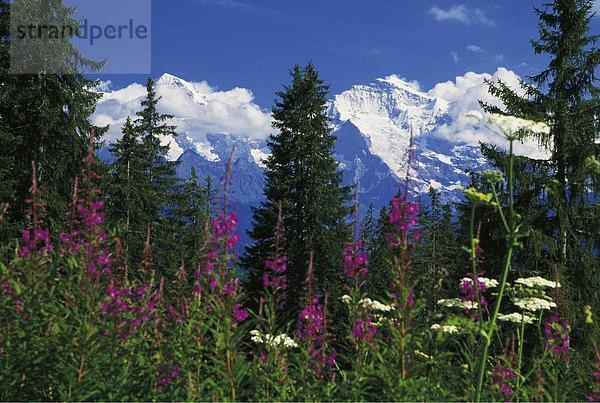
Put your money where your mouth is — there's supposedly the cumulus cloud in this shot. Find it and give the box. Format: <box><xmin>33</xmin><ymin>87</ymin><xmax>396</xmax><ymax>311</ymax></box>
<box><xmin>450</xmin><ymin>51</ymin><xmax>459</xmax><ymax>63</ymax></box>
<box><xmin>429</xmin><ymin>4</ymin><xmax>495</xmax><ymax>27</ymax></box>
<box><xmin>93</xmin><ymin>74</ymin><xmax>273</xmax><ymax>146</ymax></box>
<box><xmin>428</xmin><ymin>68</ymin><xmax>550</xmax><ymax>159</ymax></box>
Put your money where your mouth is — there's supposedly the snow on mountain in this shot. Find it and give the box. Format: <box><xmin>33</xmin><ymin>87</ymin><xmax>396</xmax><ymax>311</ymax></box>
<box><xmin>329</xmin><ymin>74</ymin><xmax>489</xmax><ymax>200</ymax></box>
<box><xmin>93</xmin><ymin>73</ymin><xmax>273</xmax><ymax>161</ymax></box>
<box><xmin>330</xmin><ymin>75</ymin><xmax>449</xmax><ymax>179</ymax></box>
<box><xmin>95</xmin><ymin>69</ymin><xmax>543</xmax><ymax>230</ymax></box>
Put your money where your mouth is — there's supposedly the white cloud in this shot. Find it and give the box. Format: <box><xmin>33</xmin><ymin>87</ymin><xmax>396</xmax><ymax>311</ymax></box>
<box><xmin>429</xmin><ymin>4</ymin><xmax>495</xmax><ymax>27</ymax></box>
<box><xmin>466</xmin><ymin>44</ymin><xmax>483</xmax><ymax>53</ymax></box>
<box><xmin>593</xmin><ymin>0</ymin><xmax>600</xmax><ymax>15</ymax></box>
<box><xmin>93</xmin><ymin>74</ymin><xmax>273</xmax><ymax>146</ymax></box>
<box><xmin>428</xmin><ymin>68</ymin><xmax>550</xmax><ymax>159</ymax></box>
<box><xmin>450</xmin><ymin>51</ymin><xmax>459</xmax><ymax>63</ymax></box>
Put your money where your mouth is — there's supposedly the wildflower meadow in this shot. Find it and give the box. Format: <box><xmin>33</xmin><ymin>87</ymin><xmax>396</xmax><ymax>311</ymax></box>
<box><xmin>1</xmin><ymin>0</ymin><xmax>599</xmax><ymax>401</ymax></box>
<box><xmin>0</xmin><ymin>113</ymin><xmax>598</xmax><ymax>401</ymax></box>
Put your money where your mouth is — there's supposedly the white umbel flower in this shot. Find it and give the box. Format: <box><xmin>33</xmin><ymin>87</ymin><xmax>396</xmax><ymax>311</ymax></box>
<box><xmin>340</xmin><ymin>295</ymin><xmax>352</xmax><ymax>304</ymax></box>
<box><xmin>460</xmin><ymin>277</ymin><xmax>499</xmax><ymax>289</ymax></box>
<box><xmin>488</xmin><ymin>114</ymin><xmax>551</xmax><ymax>136</ymax></box>
<box><xmin>437</xmin><ymin>298</ymin><xmax>479</xmax><ymax>310</ymax></box>
<box><xmin>515</xmin><ymin>276</ymin><xmax>561</xmax><ymax>289</ymax></box>
<box><xmin>513</xmin><ymin>297</ymin><xmax>557</xmax><ymax>312</ymax></box>
<box><xmin>431</xmin><ymin>324</ymin><xmax>461</xmax><ymax>334</ymax></box>
<box><xmin>249</xmin><ymin>330</ymin><xmax>298</xmax><ymax>349</ymax></box>
<box><xmin>498</xmin><ymin>312</ymin><xmax>536</xmax><ymax>324</ymax></box>
<box><xmin>359</xmin><ymin>298</ymin><xmax>394</xmax><ymax>312</ymax></box>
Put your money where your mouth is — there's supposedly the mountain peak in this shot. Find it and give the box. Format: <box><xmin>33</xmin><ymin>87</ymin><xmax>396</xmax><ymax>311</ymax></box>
<box><xmin>156</xmin><ymin>73</ymin><xmax>208</xmax><ymax>106</ymax></box>
<box><xmin>376</xmin><ymin>75</ymin><xmax>424</xmax><ymax>95</ymax></box>
<box><xmin>157</xmin><ymin>73</ymin><xmax>186</xmax><ymax>85</ymax></box>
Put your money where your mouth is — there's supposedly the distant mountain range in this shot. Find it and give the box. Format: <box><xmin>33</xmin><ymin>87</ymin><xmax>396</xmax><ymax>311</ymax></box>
<box><xmin>95</xmin><ymin>72</ymin><xmax>538</xmax><ymax>245</ymax></box>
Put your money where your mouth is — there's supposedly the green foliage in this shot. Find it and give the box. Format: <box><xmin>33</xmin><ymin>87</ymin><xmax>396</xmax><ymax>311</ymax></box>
<box><xmin>0</xmin><ymin>0</ymin><xmax>104</xmax><ymax>243</ymax></box>
<box><xmin>413</xmin><ymin>188</ymin><xmax>461</xmax><ymax>311</ymax></box>
<box><xmin>243</xmin><ymin>63</ymin><xmax>351</xmax><ymax>316</ymax></box>
<box><xmin>475</xmin><ymin>0</ymin><xmax>600</xmax><ymax>352</ymax></box>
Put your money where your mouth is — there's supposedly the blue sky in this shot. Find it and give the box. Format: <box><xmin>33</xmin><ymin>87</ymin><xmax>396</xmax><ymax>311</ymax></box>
<box><xmin>95</xmin><ymin>0</ymin><xmax>600</xmax><ymax>107</ymax></box>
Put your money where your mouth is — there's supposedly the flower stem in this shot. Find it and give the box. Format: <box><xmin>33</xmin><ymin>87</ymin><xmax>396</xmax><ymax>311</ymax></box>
<box><xmin>474</xmin><ymin>139</ymin><xmax>517</xmax><ymax>402</ymax></box>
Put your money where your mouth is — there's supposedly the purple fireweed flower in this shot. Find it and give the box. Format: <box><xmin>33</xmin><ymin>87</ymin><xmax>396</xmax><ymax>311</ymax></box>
<box><xmin>544</xmin><ymin>314</ymin><xmax>570</xmax><ymax>363</ymax></box>
<box><xmin>459</xmin><ymin>277</ymin><xmax>488</xmax><ymax>318</ymax></box>
<box><xmin>20</xmin><ymin>227</ymin><xmax>52</xmax><ymax>257</ymax></box>
<box><xmin>156</xmin><ymin>362</ymin><xmax>181</xmax><ymax>390</ymax></box>
<box><xmin>389</xmin><ymin>197</ymin><xmax>419</xmax><ymax>244</ymax></box>
<box><xmin>492</xmin><ymin>365</ymin><xmax>516</xmax><ymax>396</ymax></box>
<box><xmin>343</xmin><ymin>241</ymin><xmax>369</xmax><ymax>280</ymax></box>
<box><xmin>297</xmin><ymin>296</ymin><xmax>325</xmax><ymax>343</ymax></box>
<box><xmin>101</xmin><ymin>282</ymin><xmax>159</xmax><ymax>339</ymax></box>
<box><xmin>352</xmin><ymin>319</ymin><xmax>377</xmax><ymax>341</ymax></box>
<box><xmin>297</xmin><ymin>295</ymin><xmax>336</xmax><ymax>377</ymax></box>
<box><xmin>263</xmin><ymin>255</ymin><xmax>288</xmax><ymax>291</ymax></box>
<box><xmin>232</xmin><ymin>303</ymin><xmax>248</xmax><ymax>322</ymax></box>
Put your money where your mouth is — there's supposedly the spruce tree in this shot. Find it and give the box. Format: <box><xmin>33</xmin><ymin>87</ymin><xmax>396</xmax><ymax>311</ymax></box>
<box><xmin>106</xmin><ymin>118</ymin><xmax>146</xmax><ymax>261</ymax></box>
<box><xmin>172</xmin><ymin>167</ymin><xmax>209</xmax><ymax>270</ymax></box>
<box><xmin>243</xmin><ymin>63</ymin><xmax>351</xmax><ymax>316</ymax></box>
<box><xmin>0</xmin><ymin>0</ymin><xmax>103</xmax><ymax>241</ymax></box>
<box><xmin>106</xmin><ymin>78</ymin><xmax>180</xmax><ymax>272</ymax></box>
<box><xmin>363</xmin><ymin>206</ymin><xmax>396</xmax><ymax>300</ymax></box>
<box><xmin>134</xmin><ymin>77</ymin><xmax>180</xmax><ymax>271</ymax></box>
<box><xmin>479</xmin><ymin>0</ymin><xmax>599</xmax><ymax>313</ymax></box>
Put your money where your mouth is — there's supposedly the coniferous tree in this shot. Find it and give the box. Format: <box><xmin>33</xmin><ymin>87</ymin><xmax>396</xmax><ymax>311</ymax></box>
<box><xmin>106</xmin><ymin>77</ymin><xmax>180</xmax><ymax>272</ymax></box>
<box><xmin>134</xmin><ymin>77</ymin><xmax>180</xmax><ymax>272</ymax></box>
<box><xmin>106</xmin><ymin>118</ymin><xmax>146</xmax><ymax>261</ymax></box>
<box><xmin>172</xmin><ymin>167</ymin><xmax>209</xmax><ymax>270</ymax></box>
<box><xmin>0</xmin><ymin>0</ymin><xmax>104</xmax><ymax>241</ymax></box>
<box><xmin>478</xmin><ymin>0</ymin><xmax>600</xmax><ymax>314</ymax></box>
<box><xmin>413</xmin><ymin>188</ymin><xmax>461</xmax><ymax>311</ymax></box>
<box><xmin>363</xmin><ymin>206</ymin><xmax>396</xmax><ymax>300</ymax></box>
<box><xmin>243</xmin><ymin>63</ymin><xmax>351</xmax><ymax>316</ymax></box>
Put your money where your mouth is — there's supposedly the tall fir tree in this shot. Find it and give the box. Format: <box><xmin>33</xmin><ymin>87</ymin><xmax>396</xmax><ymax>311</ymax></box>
<box><xmin>171</xmin><ymin>167</ymin><xmax>209</xmax><ymax>271</ymax></box>
<box><xmin>106</xmin><ymin>77</ymin><xmax>181</xmax><ymax>273</ymax></box>
<box><xmin>243</xmin><ymin>63</ymin><xmax>351</xmax><ymax>317</ymax></box>
<box><xmin>0</xmin><ymin>0</ymin><xmax>104</xmax><ymax>242</ymax></box>
<box><xmin>106</xmin><ymin>118</ymin><xmax>146</xmax><ymax>262</ymax></box>
<box><xmin>475</xmin><ymin>0</ymin><xmax>599</xmax><ymax>347</ymax></box>
<box><xmin>135</xmin><ymin>77</ymin><xmax>181</xmax><ymax>272</ymax></box>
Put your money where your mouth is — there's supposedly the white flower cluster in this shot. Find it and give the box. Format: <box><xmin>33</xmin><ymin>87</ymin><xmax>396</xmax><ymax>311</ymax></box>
<box><xmin>340</xmin><ymin>295</ymin><xmax>352</xmax><ymax>304</ymax></box>
<box><xmin>250</xmin><ymin>330</ymin><xmax>298</xmax><ymax>349</ymax></box>
<box><xmin>488</xmin><ymin>113</ymin><xmax>551</xmax><ymax>136</ymax></box>
<box><xmin>437</xmin><ymin>298</ymin><xmax>479</xmax><ymax>310</ymax></box>
<box><xmin>431</xmin><ymin>324</ymin><xmax>461</xmax><ymax>334</ymax></box>
<box><xmin>513</xmin><ymin>297</ymin><xmax>557</xmax><ymax>312</ymax></box>
<box><xmin>359</xmin><ymin>298</ymin><xmax>394</xmax><ymax>312</ymax></box>
<box><xmin>414</xmin><ymin>350</ymin><xmax>433</xmax><ymax>360</ymax></box>
<box><xmin>498</xmin><ymin>312</ymin><xmax>536</xmax><ymax>324</ymax></box>
<box><xmin>514</xmin><ymin>276</ymin><xmax>560</xmax><ymax>289</ymax></box>
<box><xmin>460</xmin><ymin>277</ymin><xmax>499</xmax><ymax>289</ymax></box>
<box><xmin>341</xmin><ymin>295</ymin><xmax>394</xmax><ymax>312</ymax></box>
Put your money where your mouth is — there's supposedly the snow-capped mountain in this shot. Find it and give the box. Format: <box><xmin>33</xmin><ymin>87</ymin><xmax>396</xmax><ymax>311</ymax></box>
<box><xmin>96</xmin><ymin>72</ymin><xmax>501</xmax><ymax>243</ymax></box>
<box><xmin>330</xmin><ymin>75</ymin><xmax>487</xmax><ymax>202</ymax></box>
